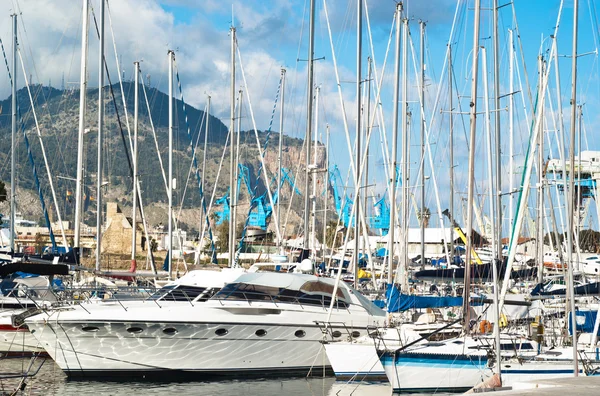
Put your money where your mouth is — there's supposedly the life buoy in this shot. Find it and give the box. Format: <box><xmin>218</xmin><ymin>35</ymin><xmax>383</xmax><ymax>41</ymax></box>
<box><xmin>479</xmin><ymin>320</ymin><xmax>492</xmax><ymax>334</ymax></box>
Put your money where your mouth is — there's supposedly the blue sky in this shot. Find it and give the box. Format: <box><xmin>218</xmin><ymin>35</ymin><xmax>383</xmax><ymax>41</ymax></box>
<box><xmin>0</xmin><ymin>0</ymin><xmax>599</xmax><ymax>235</ymax></box>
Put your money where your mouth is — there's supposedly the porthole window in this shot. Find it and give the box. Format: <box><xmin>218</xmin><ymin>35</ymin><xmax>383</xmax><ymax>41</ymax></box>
<box><xmin>351</xmin><ymin>331</ymin><xmax>361</xmax><ymax>338</ymax></box>
<box><xmin>294</xmin><ymin>330</ymin><xmax>306</xmax><ymax>338</ymax></box>
<box><xmin>127</xmin><ymin>327</ymin><xmax>144</xmax><ymax>334</ymax></box>
<box><xmin>81</xmin><ymin>326</ymin><xmax>99</xmax><ymax>332</ymax></box>
<box><xmin>332</xmin><ymin>330</ymin><xmax>342</xmax><ymax>338</ymax></box>
<box><xmin>255</xmin><ymin>329</ymin><xmax>267</xmax><ymax>337</ymax></box>
<box><xmin>215</xmin><ymin>328</ymin><xmax>228</xmax><ymax>336</ymax></box>
<box><xmin>163</xmin><ymin>327</ymin><xmax>178</xmax><ymax>335</ymax></box>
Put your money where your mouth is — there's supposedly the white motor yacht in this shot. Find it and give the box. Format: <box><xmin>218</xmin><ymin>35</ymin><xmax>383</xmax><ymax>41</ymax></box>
<box><xmin>25</xmin><ymin>272</ymin><xmax>385</xmax><ymax>377</ymax></box>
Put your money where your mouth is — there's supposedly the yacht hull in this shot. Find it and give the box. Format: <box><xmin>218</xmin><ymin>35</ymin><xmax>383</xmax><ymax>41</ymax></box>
<box><xmin>28</xmin><ymin>316</ymin><xmax>373</xmax><ymax>377</ymax></box>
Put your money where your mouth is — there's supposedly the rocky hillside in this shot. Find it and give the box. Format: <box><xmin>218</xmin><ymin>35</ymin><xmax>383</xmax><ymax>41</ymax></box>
<box><xmin>0</xmin><ymin>83</ymin><xmax>329</xmax><ymax>236</ymax></box>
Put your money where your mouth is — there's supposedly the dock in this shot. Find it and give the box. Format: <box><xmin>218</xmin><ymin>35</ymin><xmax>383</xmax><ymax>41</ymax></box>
<box><xmin>482</xmin><ymin>376</ymin><xmax>600</xmax><ymax>395</ymax></box>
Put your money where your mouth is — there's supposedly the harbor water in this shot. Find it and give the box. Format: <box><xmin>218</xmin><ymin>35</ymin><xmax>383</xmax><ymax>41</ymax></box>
<box><xmin>0</xmin><ymin>358</ymin><xmax>456</xmax><ymax>395</ymax></box>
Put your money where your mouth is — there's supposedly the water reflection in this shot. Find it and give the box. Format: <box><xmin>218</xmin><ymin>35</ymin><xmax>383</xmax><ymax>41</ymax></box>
<box><xmin>0</xmin><ymin>358</ymin><xmax>452</xmax><ymax>395</ymax></box>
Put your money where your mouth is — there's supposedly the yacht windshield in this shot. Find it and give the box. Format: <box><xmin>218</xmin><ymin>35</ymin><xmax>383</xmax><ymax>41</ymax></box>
<box><xmin>214</xmin><ymin>281</ymin><xmax>349</xmax><ymax>308</ymax></box>
<box><xmin>149</xmin><ymin>285</ymin><xmax>214</xmax><ymax>302</ymax></box>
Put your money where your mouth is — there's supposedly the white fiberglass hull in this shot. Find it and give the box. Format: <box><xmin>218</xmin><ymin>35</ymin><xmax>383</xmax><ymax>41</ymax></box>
<box><xmin>27</xmin><ymin>302</ymin><xmax>381</xmax><ymax>377</ymax></box>
<box><xmin>381</xmin><ymin>339</ymin><xmax>597</xmax><ymax>393</ymax></box>
<box><xmin>0</xmin><ymin>326</ymin><xmax>44</xmax><ymax>355</ymax></box>
<box><xmin>382</xmin><ymin>351</ymin><xmax>491</xmax><ymax>393</ymax></box>
<box><xmin>31</xmin><ymin>321</ymin><xmax>333</xmax><ymax>376</ymax></box>
<box><xmin>0</xmin><ymin>310</ymin><xmax>45</xmax><ymax>355</ymax></box>
<box><xmin>325</xmin><ymin>342</ymin><xmax>386</xmax><ymax>381</ymax></box>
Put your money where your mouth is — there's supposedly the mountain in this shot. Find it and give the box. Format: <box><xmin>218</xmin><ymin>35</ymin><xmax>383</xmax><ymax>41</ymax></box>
<box><xmin>0</xmin><ymin>83</ymin><xmax>311</xmax><ymax>234</ymax></box>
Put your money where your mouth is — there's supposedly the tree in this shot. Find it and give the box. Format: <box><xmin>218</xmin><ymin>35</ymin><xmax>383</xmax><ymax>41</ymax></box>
<box><xmin>417</xmin><ymin>207</ymin><xmax>431</xmax><ymax>228</ymax></box>
<box><xmin>325</xmin><ymin>220</ymin><xmax>347</xmax><ymax>249</ymax></box>
<box><xmin>217</xmin><ymin>220</ymin><xmax>229</xmax><ymax>253</ymax></box>
<box><xmin>34</xmin><ymin>233</ymin><xmax>45</xmax><ymax>254</ymax></box>
<box><xmin>150</xmin><ymin>237</ymin><xmax>158</xmax><ymax>253</ymax></box>
<box><xmin>0</xmin><ymin>181</ymin><xmax>6</xmax><ymax>203</ymax></box>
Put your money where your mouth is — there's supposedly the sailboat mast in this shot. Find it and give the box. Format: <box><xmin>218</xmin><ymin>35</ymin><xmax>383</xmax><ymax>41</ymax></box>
<box><xmin>131</xmin><ymin>61</ymin><xmax>139</xmax><ymax>269</ymax></box>
<box><xmin>508</xmin><ymin>29</ymin><xmax>515</xmax><ymax>232</ymax></box>
<box><xmin>387</xmin><ymin>3</ymin><xmax>402</xmax><ymax>286</ymax></box>
<box><xmin>493</xmin><ymin>0</ymin><xmax>502</xmax><ymax>260</ymax></box>
<box><xmin>464</xmin><ymin>0</ymin><xmax>482</xmax><ymax>334</ymax></box>
<box><xmin>95</xmin><ymin>0</ymin><xmax>105</xmax><ymax>271</ymax></box>
<box><xmin>74</xmin><ymin>0</ymin><xmax>89</xmax><ymax>253</ymax></box>
<box><xmin>365</xmin><ymin>57</ymin><xmax>371</xmax><ymax>218</ymax></box>
<box><xmin>313</xmin><ymin>86</ymin><xmax>320</xmax><ymax>258</ymax></box>
<box><xmin>233</xmin><ymin>89</ymin><xmax>242</xmax><ymax>256</ymax></box>
<box><xmin>567</xmin><ymin>0</ymin><xmax>580</xmax><ymax>376</ymax></box>
<box><xmin>400</xmin><ymin>17</ymin><xmax>409</xmax><ymax>293</ymax></box>
<box><xmin>201</xmin><ymin>95</ymin><xmax>210</xmax><ymax>235</ymax></box>
<box><xmin>449</xmin><ymin>44</ymin><xmax>454</xmax><ymax>267</ymax></box>
<box><xmin>277</xmin><ymin>68</ymin><xmax>286</xmax><ymax>249</ymax></box>
<box><xmin>323</xmin><ymin>124</ymin><xmax>330</xmax><ymax>262</ymax></box>
<box><xmin>482</xmin><ymin>46</ymin><xmax>502</xmax><ymax>381</ymax></box>
<box><xmin>168</xmin><ymin>49</ymin><xmax>174</xmax><ymax>279</ymax></box>
<box><xmin>228</xmin><ymin>24</ymin><xmax>237</xmax><ymax>267</ymax></box>
<box><xmin>354</xmin><ymin>0</ymin><xmax>363</xmax><ymax>289</ymax></box>
<box><xmin>419</xmin><ymin>21</ymin><xmax>426</xmax><ymax>267</ymax></box>
<box><xmin>536</xmin><ymin>56</ymin><xmax>545</xmax><ymax>285</ymax></box>
<box><xmin>10</xmin><ymin>14</ymin><xmax>17</xmax><ymax>252</ymax></box>
<box><xmin>303</xmin><ymin>0</ymin><xmax>315</xmax><ymax>254</ymax></box>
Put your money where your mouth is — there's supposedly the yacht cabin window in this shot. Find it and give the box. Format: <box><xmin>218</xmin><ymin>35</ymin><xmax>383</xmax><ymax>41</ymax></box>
<box><xmin>214</xmin><ymin>281</ymin><xmax>349</xmax><ymax>308</ymax></box>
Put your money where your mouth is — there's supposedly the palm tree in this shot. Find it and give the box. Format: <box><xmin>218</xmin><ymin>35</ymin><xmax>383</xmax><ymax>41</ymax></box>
<box><xmin>417</xmin><ymin>207</ymin><xmax>431</xmax><ymax>228</ymax></box>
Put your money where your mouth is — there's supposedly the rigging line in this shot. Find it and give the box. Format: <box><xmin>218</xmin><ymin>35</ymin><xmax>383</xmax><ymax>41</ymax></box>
<box><xmin>580</xmin><ymin>0</ymin><xmax>598</xmax><ymax>105</ymax></box>
<box><xmin>199</xmin><ymin>129</ymin><xmax>231</xmax><ymax>248</ymax></box>
<box><xmin>236</xmin><ymin>68</ymin><xmax>283</xmax><ymax>259</ymax></box>
<box><xmin>499</xmin><ymin>7</ymin><xmax>562</xmax><ymax>312</ymax></box>
<box><xmin>139</xmin><ymin>68</ymin><xmax>168</xmax><ymax>193</ymax></box>
<box><xmin>321</xmin><ymin>0</ymin><xmax>377</xmax><ymax>265</ymax></box>
<box><xmin>175</xmin><ymin>104</ymin><xmax>206</xmax><ymax>227</ymax></box>
<box><xmin>91</xmin><ymin>8</ymin><xmax>157</xmax><ymax>273</ymax></box>
<box><xmin>407</xmin><ymin>25</ymin><xmax>451</xmax><ymax>265</ymax></box>
<box><xmin>0</xmin><ymin>37</ymin><xmax>59</xmax><ymax>251</ymax></box>
<box><xmin>173</xmin><ymin>63</ymin><xmax>216</xmax><ymax>263</ymax></box>
<box><xmin>176</xmin><ymin>107</ymin><xmax>206</xmax><ymax>217</ymax></box>
<box><xmin>281</xmin><ymin>66</ymin><xmax>310</xmax><ymax>235</ymax></box>
<box><xmin>322</xmin><ymin>0</ymin><xmax>355</xmax><ymax>180</ymax></box>
<box><xmin>105</xmin><ymin>0</ymin><xmax>134</xmax><ymax>158</ymax></box>
<box><xmin>282</xmin><ymin>137</ymin><xmax>306</xmax><ymax>243</ymax></box>
<box><xmin>364</xmin><ymin>0</ymin><xmax>395</xmax><ymax>183</ymax></box>
<box><xmin>510</xmin><ymin>0</ymin><xmax>535</xmax><ymax>111</ymax></box>
<box><xmin>236</xmin><ymin>43</ymin><xmax>283</xmax><ymax>247</ymax></box>
<box><xmin>16</xmin><ymin>48</ymin><xmax>70</xmax><ymax>249</ymax></box>
<box><xmin>13</xmin><ymin>29</ymin><xmax>72</xmax><ymax>180</ymax></box>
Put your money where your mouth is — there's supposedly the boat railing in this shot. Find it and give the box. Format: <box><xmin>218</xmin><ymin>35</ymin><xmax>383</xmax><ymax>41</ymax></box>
<box><xmin>314</xmin><ymin>321</ymin><xmax>363</xmax><ymax>341</ymax></box>
<box><xmin>0</xmin><ymin>352</ymin><xmax>46</xmax><ymax>381</ymax></box>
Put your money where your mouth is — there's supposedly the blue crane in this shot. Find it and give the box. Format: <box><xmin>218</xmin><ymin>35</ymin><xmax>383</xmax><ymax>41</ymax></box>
<box><xmin>368</xmin><ymin>165</ymin><xmax>400</xmax><ymax>235</ymax></box>
<box><xmin>328</xmin><ymin>165</ymin><xmax>354</xmax><ymax>227</ymax></box>
<box><xmin>370</xmin><ymin>195</ymin><xmax>390</xmax><ymax>236</ymax></box>
<box><xmin>247</xmin><ymin>167</ymin><xmax>301</xmax><ymax>230</ymax></box>
<box><xmin>214</xmin><ymin>164</ymin><xmax>254</xmax><ymax>225</ymax></box>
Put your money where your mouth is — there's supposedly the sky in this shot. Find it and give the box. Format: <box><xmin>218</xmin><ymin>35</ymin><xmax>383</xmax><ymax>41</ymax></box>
<box><xmin>0</xmin><ymin>0</ymin><xmax>599</xmax><ymax>236</ymax></box>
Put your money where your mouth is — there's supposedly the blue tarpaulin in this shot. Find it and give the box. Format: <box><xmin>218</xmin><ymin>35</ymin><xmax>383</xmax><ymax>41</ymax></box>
<box><xmin>373</xmin><ymin>284</ymin><xmax>464</xmax><ymax>312</ymax></box>
<box><xmin>569</xmin><ymin>310</ymin><xmax>600</xmax><ymax>335</ymax></box>
<box><xmin>374</xmin><ymin>247</ymin><xmax>388</xmax><ymax>258</ymax></box>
